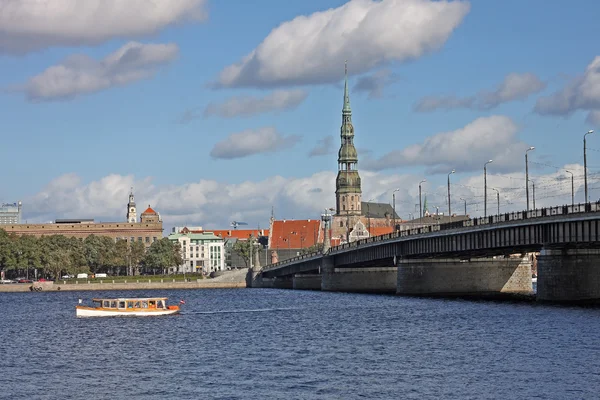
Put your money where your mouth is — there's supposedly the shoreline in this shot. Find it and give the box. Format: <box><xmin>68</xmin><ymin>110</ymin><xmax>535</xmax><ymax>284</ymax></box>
<box><xmin>0</xmin><ymin>280</ymin><xmax>247</xmax><ymax>292</ymax></box>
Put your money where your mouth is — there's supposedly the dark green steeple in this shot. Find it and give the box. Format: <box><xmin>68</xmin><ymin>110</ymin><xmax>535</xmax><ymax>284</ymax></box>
<box><xmin>335</xmin><ymin>61</ymin><xmax>362</xmax><ymax>216</ymax></box>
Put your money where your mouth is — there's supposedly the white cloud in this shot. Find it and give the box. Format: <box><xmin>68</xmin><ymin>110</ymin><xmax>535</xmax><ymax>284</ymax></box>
<box><xmin>309</xmin><ymin>136</ymin><xmax>335</xmax><ymax>157</ymax></box>
<box><xmin>210</xmin><ymin>127</ymin><xmax>301</xmax><ymax>160</ymax></box>
<box><xmin>21</xmin><ymin>42</ymin><xmax>179</xmax><ymax>101</ymax></box>
<box><xmin>203</xmin><ymin>90</ymin><xmax>308</xmax><ymax>119</ymax></box>
<box><xmin>353</xmin><ymin>69</ymin><xmax>398</xmax><ymax>98</ymax></box>
<box><xmin>415</xmin><ymin>72</ymin><xmax>545</xmax><ymax>112</ymax></box>
<box><xmin>0</xmin><ymin>0</ymin><xmax>207</xmax><ymax>53</ymax></box>
<box><xmin>534</xmin><ymin>56</ymin><xmax>600</xmax><ymax>123</ymax></box>
<box><xmin>363</xmin><ymin>115</ymin><xmax>529</xmax><ymax>173</ymax></box>
<box><xmin>215</xmin><ymin>0</ymin><xmax>469</xmax><ymax>88</ymax></box>
<box><xmin>22</xmin><ymin>164</ymin><xmax>592</xmax><ymax>232</ymax></box>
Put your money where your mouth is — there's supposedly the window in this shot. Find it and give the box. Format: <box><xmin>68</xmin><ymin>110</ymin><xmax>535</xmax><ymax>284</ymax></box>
<box><xmin>343</xmin><ymin>204</ymin><xmax>346</xmax><ymax>211</ymax></box>
<box><xmin>340</xmin><ymin>221</ymin><xmax>343</xmax><ymax>227</ymax></box>
<box><xmin>137</xmin><ymin>237</ymin><xmax>142</xmax><ymax>242</ymax></box>
<box><xmin>183</xmin><ymin>240</ymin><xmax>187</xmax><ymax>246</ymax></box>
<box><xmin>153</xmin><ymin>237</ymin><xmax>157</xmax><ymax>242</ymax></box>
<box><xmin>118</xmin><ymin>301</ymin><xmax>126</xmax><ymax>309</ymax></box>
<box><xmin>145</xmin><ymin>237</ymin><xmax>150</xmax><ymax>243</ymax></box>
<box><xmin>130</xmin><ymin>237</ymin><xmax>134</xmax><ymax>242</ymax></box>
<box><xmin>351</xmin><ymin>196</ymin><xmax>354</xmax><ymax>201</ymax></box>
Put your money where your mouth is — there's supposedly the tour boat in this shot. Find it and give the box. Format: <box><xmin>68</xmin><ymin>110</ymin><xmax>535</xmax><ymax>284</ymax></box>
<box><xmin>76</xmin><ymin>297</ymin><xmax>182</xmax><ymax>317</ymax></box>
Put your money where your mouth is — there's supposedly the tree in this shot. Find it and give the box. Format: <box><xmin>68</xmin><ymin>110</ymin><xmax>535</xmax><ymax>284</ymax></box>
<box><xmin>143</xmin><ymin>238</ymin><xmax>181</xmax><ymax>275</ymax></box>
<box><xmin>130</xmin><ymin>241</ymin><xmax>146</xmax><ymax>275</ymax></box>
<box><xmin>300</xmin><ymin>243</ymin><xmax>324</xmax><ymax>255</ymax></box>
<box><xmin>232</xmin><ymin>238</ymin><xmax>262</xmax><ymax>268</ymax></box>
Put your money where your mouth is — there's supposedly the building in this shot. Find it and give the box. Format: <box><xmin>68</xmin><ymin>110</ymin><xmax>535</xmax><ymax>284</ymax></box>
<box><xmin>171</xmin><ymin>227</ymin><xmax>269</xmax><ymax>269</ymax></box>
<box><xmin>1</xmin><ymin>192</ymin><xmax>163</xmax><ymax>246</ymax></box>
<box><xmin>268</xmin><ymin>218</ymin><xmax>325</xmax><ymax>262</ymax></box>
<box><xmin>167</xmin><ymin>231</ymin><xmax>225</xmax><ymax>274</ymax></box>
<box><xmin>330</xmin><ymin>63</ymin><xmax>399</xmax><ymax>243</ymax></box>
<box><xmin>0</xmin><ymin>201</ymin><xmax>22</xmax><ymax>224</ymax></box>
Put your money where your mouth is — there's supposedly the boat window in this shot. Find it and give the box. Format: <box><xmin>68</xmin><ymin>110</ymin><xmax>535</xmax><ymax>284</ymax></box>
<box><xmin>110</xmin><ymin>301</ymin><xmax>117</xmax><ymax>308</ymax></box>
<box><xmin>134</xmin><ymin>301</ymin><xmax>141</xmax><ymax>308</ymax></box>
<box><xmin>127</xmin><ymin>301</ymin><xmax>134</xmax><ymax>308</ymax></box>
<box><xmin>149</xmin><ymin>300</ymin><xmax>156</xmax><ymax>308</ymax></box>
<box><xmin>141</xmin><ymin>301</ymin><xmax>148</xmax><ymax>308</ymax></box>
<box><xmin>158</xmin><ymin>300</ymin><xmax>165</xmax><ymax>309</ymax></box>
<box><xmin>102</xmin><ymin>300</ymin><xmax>110</xmax><ymax>308</ymax></box>
<box><xmin>118</xmin><ymin>301</ymin><xmax>126</xmax><ymax>309</ymax></box>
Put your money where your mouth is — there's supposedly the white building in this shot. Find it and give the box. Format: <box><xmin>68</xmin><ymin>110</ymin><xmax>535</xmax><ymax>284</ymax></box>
<box><xmin>0</xmin><ymin>201</ymin><xmax>22</xmax><ymax>225</ymax></box>
<box><xmin>167</xmin><ymin>231</ymin><xmax>224</xmax><ymax>274</ymax></box>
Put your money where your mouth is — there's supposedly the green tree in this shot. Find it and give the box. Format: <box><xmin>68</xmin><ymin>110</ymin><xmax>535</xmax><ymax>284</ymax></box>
<box><xmin>232</xmin><ymin>238</ymin><xmax>262</xmax><ymax>268</ymax></box>
<box><xmin>143</xmin><ymin>238</ymin><xmax>182</xmax><ymax>274</ymax></box>
<box><xmin>130</xmin><ymin>241</ymin><xmax>146</xmax><ymax>275</ymax></box>
<box><xmin>300</xmin><ymin>243</ymin><xmax>324</xmax><ymax>255</ymax></box>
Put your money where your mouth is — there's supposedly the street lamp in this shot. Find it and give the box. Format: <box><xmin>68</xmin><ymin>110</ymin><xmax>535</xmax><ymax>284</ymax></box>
<box><xmin>532</xmin><ymin>180</ymin><xmax>536</xmax><ymax>209</ymax></box>
<box><xmin>525</xmin><ymin>146</ymin><xmax>535</xmax><ymax>211</ymax></box>
<box><xmin>484</xmin><ymin>160</ymin><xmax>493</xmax><ymax>217</ymax></box>
<box><xmin>392</xmin><ymin>188</ymin><xmax>400</xmax><ymax>232</ymax></box>
<box><xmin>447</xmin><ymin>169</ymin><xmax>455</xmax><ymax>217</ymax></box>
<box><xmin>460</xmin><ymin>197</ymin><xmax>467</xmax><ymax>216</ymax></box>
<box><xmin>419</xmin><ymin>179</ymin><xmax>426</xmax><ymax>219</ymax></box>
<box><xmin>566</xmin><ymin>170</ymin><xmax>574</xmax><ymax>206</ymax></box>
<box><xmin>492</xmin><ymin>188</ymin><xmax>500</xmax><ymax>215</ymax></box>
<box><xmin>584</xmin><ymin>130</ymin><xmax>594</xmax><ymax>203</ymax></box>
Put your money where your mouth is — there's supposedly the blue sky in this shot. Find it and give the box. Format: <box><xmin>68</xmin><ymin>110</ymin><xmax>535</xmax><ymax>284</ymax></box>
<box><xmin>1</xmin><ymin>0</ymin><xmax>600</xmax><ymax>230</ymax></box>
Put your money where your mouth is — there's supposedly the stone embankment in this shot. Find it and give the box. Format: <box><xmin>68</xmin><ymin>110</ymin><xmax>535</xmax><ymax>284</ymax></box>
<box><xmin>0</xmin><ymin>269</ymin><xmax>249</xmax><ymax>292</ymax></box>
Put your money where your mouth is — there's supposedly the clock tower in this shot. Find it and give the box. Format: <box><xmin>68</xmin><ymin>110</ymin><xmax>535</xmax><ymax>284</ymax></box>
<box><xmin>126</xmin><ymin>188</ymin><xmax>137</xmax><ymax>223</ymax></box>
<box><xmin>335</xmin><ymin>61</ymin><xmax>362</xmax><ymax>217</ymax></box>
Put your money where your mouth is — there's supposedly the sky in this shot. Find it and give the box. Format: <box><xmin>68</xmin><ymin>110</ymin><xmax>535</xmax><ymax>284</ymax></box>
<box><xmin>2</xmin><ymin>0</ymin><xmax>600</xmax><ymax>232</ymax></box>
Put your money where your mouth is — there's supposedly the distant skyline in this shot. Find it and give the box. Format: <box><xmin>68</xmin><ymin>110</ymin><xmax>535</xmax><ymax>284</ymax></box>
<box><xmin>2</xmin><ymin>0</ymin><xmax>600</xmax><ymax>232</ymax></box>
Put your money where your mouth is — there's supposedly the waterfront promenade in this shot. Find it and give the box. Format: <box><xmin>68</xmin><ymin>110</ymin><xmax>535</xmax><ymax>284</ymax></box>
<box><xmin>0</xmin><ymin>269</ymin><xmax>248</xmax><ymax>292</ymax></box>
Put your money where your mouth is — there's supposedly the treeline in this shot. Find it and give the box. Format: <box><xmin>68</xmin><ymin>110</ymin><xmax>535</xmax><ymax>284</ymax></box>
<box><xmin>0</xmin><ymin>229</ymin><xmax>182</xmax><ymax>279</ymax></box>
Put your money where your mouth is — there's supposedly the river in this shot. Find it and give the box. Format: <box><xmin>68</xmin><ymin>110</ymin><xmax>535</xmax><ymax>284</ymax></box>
<box><xmin>2</xmin><ymin>288</ymin><xmax>599</xmax><ymax>399</ymax></box>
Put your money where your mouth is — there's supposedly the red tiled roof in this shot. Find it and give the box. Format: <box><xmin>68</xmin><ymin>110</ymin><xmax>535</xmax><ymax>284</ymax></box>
<box><xmin>368</xmin><ymin>226</ymin><xmax>393</xmax><ymax>237</ymax></box>
<box><xmin>142</xmin><ymin>205</ymin><xmax>157</xmax><ymax>214</ymax></box>
<box><xmin>269</xmin><ymin>219</ymin><xmax>322</xmax><ymax>249</ymax></box>
<box><xmin>189</xmin><ymin>228</ymin><xmax>269</xmax><ymax>240</ymax></box>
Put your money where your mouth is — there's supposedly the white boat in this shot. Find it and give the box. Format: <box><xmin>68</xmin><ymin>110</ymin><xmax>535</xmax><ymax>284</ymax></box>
<box><xmin>76</xmin><ymin>297</ymin><xmax>181</xmax><ymax>317</ymax></box>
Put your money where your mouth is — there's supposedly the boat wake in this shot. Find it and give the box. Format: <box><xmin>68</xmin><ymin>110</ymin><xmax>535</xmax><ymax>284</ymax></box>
<box><xmin>183</xmin><ymin>307</ymin><xmax>298</xmax><ymax>315</ymax></box>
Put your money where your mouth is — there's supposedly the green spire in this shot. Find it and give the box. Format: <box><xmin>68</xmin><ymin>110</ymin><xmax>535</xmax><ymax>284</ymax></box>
<box><xmin>343</xmin><ymin>60</ymin><xmax>351</xmax><ymax>113</ymax></box>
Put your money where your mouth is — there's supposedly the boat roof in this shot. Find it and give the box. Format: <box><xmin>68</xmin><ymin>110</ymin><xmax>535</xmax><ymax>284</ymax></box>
<box><xmin>92</xmin><ymin>298</ymin><xmax>168</xmax><ymax>302</ymax></box>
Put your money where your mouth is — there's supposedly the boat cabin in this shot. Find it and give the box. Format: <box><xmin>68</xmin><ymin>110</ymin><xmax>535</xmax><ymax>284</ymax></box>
<box><xmin>92</xmin><ymin>298</ymin><xmax>168</xmax><ymax>310</ymax></box>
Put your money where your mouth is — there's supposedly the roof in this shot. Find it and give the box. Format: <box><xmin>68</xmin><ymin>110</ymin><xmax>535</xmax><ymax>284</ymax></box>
<box><xmin>269</xmin><ymin>219</ymin><xmax>322</xmax><ymax>249</ymax></box>
<box><xmin>167</xmin><ymin>232</ymin><xmax>222</xmax><ymax>241</ymax></box>
<box><xmin>361</xmin><ymin>202</ymin><xmax>399</xmax><ymax>219</ymax></box>
<box><xmin>191</xmin><ymin>229</ymin><xmax>268</xmax><ymax>240</ymax></box>
<box><xmin>367</xmin><ymin>226</ymin><xmax>394</xmax><ymax>237</ymax></box>
<box><xmin>55</xmin><ymin>219</ymin><xmax>95</xmax><ymax>224</ymax></box>
<box><xmin>141</xmin><ymin>205</ymin><xmax>157</xmax><ymax>215</ymax></box>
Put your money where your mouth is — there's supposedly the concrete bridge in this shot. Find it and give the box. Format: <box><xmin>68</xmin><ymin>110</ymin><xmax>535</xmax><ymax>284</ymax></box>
<box><xmin>250</xmin><ymin>203</ymin><xmax>600</xmax><ymax>303</ymax></box>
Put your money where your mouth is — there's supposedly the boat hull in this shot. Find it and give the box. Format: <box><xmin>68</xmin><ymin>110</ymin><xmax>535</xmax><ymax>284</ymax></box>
<box><xmin>76</xmin><ymin>306</ymin><xmax>180</xmax><ymax>318</ymax></box>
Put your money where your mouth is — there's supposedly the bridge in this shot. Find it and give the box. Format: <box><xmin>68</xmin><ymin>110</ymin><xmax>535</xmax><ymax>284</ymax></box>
<box><xmin>249</xmin><ymin>202</ymin><xmax>600</xmax><ymax>303</ymax></box>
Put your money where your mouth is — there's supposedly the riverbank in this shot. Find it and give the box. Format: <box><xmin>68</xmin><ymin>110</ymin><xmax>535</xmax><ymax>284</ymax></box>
<box><xmin>0</xmin><ymin>269</ymin><xmax>249</xmax><ymax>292</ymax></box>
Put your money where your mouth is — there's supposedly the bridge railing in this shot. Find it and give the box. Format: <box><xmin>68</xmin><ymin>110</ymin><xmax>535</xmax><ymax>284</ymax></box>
<box><xmin>264</xmin><ymin>201</ymin><xmax>600</xmax><ymax>269</ymax></box>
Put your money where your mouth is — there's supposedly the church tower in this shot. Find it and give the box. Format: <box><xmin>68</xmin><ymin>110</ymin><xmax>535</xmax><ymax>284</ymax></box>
<box><xmin>335</xmin><ymin>62</ymin><xmax>362</xmax><ymax>216</ymax></box>
<box><xmin>126</xmin><ymin>188</ymin><xmax>137</xmax><ymax>223</ymax></box>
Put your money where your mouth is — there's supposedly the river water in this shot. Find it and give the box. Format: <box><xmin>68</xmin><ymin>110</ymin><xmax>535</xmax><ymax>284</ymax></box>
<box><xmin>2</xmin><ymin>288</ymin><xmax>599</xmax><ymax>399</ymax></box>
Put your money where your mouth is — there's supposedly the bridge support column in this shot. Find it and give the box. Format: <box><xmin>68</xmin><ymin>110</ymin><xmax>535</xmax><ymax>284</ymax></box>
<box><xmin>321</xmin><ymin>256</ymin><xmax>397</xmax><ymax>293</ymax></box>
<box><xmin>537</xmin><ymin>248</ymin><xmax>600</xmax><ymax>303</ymax></box>
<box><xmin>293</xmin><ymin>274</ymin><xmax>322</xmax><ymax>290</ymax></box>
<box><xmin>272</xmin><ymin>276</ymin><xmax>293</xmax><ymax>289</ymax></box>
<box><xmin>246</xmin><ymin>267</ymin><xmax>265</xmax><ymax>288</ymax></box>
<box><xmin>397</xmin><ymin>256</ymin><xmax>532</xmax><ymax>298</ymax></box>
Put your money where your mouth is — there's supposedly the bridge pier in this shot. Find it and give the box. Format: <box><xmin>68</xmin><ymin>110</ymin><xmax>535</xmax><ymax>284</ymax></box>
<box><xmin>293</xmin><ymin>274</ymin><xmax>321</xmax><ymax>290</ymax></box>
<box><xmin>537</xmin><ymin>248</ymin><xmax>600</xmax><ymax>303</ymax></box>
<box><xmin>322</xmin><ymin>256</ymin><xmax>397</xmax><ymax>293</ymax></box>
<box><xmin>397</xmin><ymin>256</ymin><xmax>532</xmax><ymax>298</ymax></box>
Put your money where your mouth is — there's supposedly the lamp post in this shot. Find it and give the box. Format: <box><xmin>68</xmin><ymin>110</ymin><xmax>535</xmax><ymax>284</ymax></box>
<box><xmin>492</xmin><ymin>188</ymin><xmax>500</xmax><ymax>215</ymax></box>
<box><xmin>525</xmin><ymin>146</ymin><xmax>535</xmax><ymax>211</ymax></box>
<box><xmin>566</xmin><ymin>170</ymin><xmax>574</xmax><ymax>206</ymax></box>
<box><xmin>584</xmin><ymin>130</ymin><xmax>594</xmax><ymax>203</ymax></box>
<box><xmin>532</xmin><ymin>180</ymin><xmax>536</xmax><ymax>210</ymax></box>
<box><xmin>460</xmin><ymin>197</ymin><xmax>467</xmax><ymax>216</ymax></box>
<box><xmin>447</xmin><ymin>169</ymin><xmax>455</xmax><ymax>217</ymax></box>
<box><xmin>392</xmin><ymin>188</ymin><xmax>400</xmax><ymax>232</ymax></box>
<box><xmin>419</xmin><ymin>179</ymin><xmax>426</xmax><ymax>219</ymax></box>
<box><xmin>484</xmin><ymin>160</ymin><xmax>493</xmax><ymax>217</ymax></box>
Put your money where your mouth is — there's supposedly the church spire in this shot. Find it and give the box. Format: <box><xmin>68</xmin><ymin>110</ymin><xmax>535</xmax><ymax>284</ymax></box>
<box><xmin>343</xmin><ymin>60</ymin><xmax>351</xmax><ymax>114</ymax></box>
